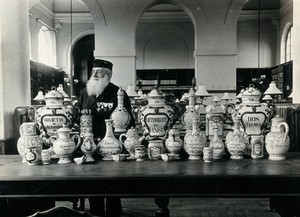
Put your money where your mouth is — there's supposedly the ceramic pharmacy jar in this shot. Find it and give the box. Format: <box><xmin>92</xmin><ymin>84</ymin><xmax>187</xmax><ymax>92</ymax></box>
<box><xmin>165</xmin><ymin>128</ymin><xmax>183</xmax><ymax>155</ymax></box>
<box><xmin>32</xmin><ymin>87</ymin><xmax>75</xmax><ymax>144</ymax></box>
<box><xmin>184</xmin><ymin>118</ymin><xmax>207</xmax><ymax>160</ymax></box>
<box><xmin>111</xmin><ymin>87</ymin><xmax>131</xmax><ymax>133</ymax></box>
<box><xmin>265</xmin><ymin>115</ymin><xmax>290</xmax><ymax>160</ymax></box>
<box><xmin>225</xmin><ymin>115</ymin><xmax>249</xmax><ymax>159</ymax></box>
<box><xmin>17</xmin><ymin>122</ymin><xmax>43</xmax><ymax>163</ymax></box>
<box><xmin>81</xmin><ymin>133</ymin><xmax>97</xmax><ymax>163</ymax></box>
<box><xmin>119</xmin><ymin>127</ymin><xmax>144</xmax><ymax>159</ymax></box>
<box><xmin>140</xmin><ymin>87</ymin><xmax>175</xmax><ymax>141</ymax></box>
<box><xmin>235</xmin><ymin>85</ymin><xmax>270</xmax><ymax>136</ymax></box>
<box><xmin>209</xmin><ymin>126</ymin><xmax>225</xmax><ymax>160</ymax></box>
<box><xmin>49</xmin><ymin>125</ymin><xmax>81</xmax><ymax>164</ymax></box>
<box><xmin>98</xmin><ymin>119</ymin><xmax>123</xmax><ymax>160</ymax></box>
<box><xmin>148</xmin><ymin>140</ymin><xmax>165</xmax><ymax>160</ymax></box>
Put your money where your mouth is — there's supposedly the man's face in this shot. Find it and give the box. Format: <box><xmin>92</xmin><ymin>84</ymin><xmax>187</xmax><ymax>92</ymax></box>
<box><xmin>91</xmin><ymin>67</ymin><xmax>111</xmax><ymax>83</ymax></box>
<box><xmin>86</xmin><ymin>67</ymin><xmax>111</xmax><ymax>96</ymax></box>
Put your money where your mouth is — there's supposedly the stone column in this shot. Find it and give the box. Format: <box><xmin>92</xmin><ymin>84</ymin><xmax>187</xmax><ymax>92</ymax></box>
<box><xmin>0</xmin><ymin>0</ymin><xmax>30</xmax><ymax>139</ymax></box>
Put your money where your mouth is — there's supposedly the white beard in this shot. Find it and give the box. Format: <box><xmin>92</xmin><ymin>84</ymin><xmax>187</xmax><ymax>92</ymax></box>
<box><xmin>86</xmin><ymin>78</ymin><xmax>109</xmax><ymax>97</ymax></box>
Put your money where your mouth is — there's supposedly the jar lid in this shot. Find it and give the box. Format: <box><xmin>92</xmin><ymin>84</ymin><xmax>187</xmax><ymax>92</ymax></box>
<box><xmin>57</xmin><ymin>124</ymin><xmax>71</xmax><ymax>133</ymax></box>
<box><xmin>241</xmin><ymin>86</ymin><xmax>261</xmax><ymax>97</ymax></box>
<box><xmin>45</xmin><ymin>87</ymin><xmax>63</xmax><ymax>100</ymax></box>
<box><xmin>148</xmin><ymin>87</ymin><xmax>165</xmax><ymax>98</ymax></box>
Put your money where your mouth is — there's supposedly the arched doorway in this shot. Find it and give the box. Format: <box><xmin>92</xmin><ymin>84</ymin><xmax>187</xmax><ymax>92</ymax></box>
<box><xmin>73</xmin><ymin>34</ymin><xmax>95</xmax><ymax>97</ymax></box>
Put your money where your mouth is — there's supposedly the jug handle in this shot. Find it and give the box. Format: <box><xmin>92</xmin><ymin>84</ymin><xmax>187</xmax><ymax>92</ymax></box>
<box><xmin>279</xmin><ymin>122</ymin><xmax>289</xmax><ymax>141</ymax></box>
<box><xmin>49</xmin><ymin>136</ymin><xmax>57</xmax><ymax>145</ymax></box>
<box><xmin>27</xmin><ymin>106</ymin><xmax>37</xmax><ymax>122</ymax></box>
<box><xmin>72</xmin><ymin>134</ymin><xmax>82</xmax><ymax>149</ymax></box>
<box><xmin>119</xmin><ymin>133</ymin><xmax>126</xmax><ymax>145</ymax></box>
<box><xmin>19</xmin><ymin>125</ymin><xmax>24</xmax><ymax>136</ymax></box>
<box><xmin>138</xmin><ymin>135</ymin><xmax>145</xmax><ymax>143</ymax></box>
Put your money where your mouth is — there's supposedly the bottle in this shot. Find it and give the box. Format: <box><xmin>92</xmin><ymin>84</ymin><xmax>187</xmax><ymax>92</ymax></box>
<box><xmin>98</xmin><ymin>119</ymin><xmax>123</xmax><ymax>160</ymax></box>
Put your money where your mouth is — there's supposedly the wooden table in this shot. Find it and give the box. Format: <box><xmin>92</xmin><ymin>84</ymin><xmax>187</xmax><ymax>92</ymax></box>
<box><xmin>1</xmin><ymin>154</ymin><xmax>300</xmax><ymax>216</ymax></box>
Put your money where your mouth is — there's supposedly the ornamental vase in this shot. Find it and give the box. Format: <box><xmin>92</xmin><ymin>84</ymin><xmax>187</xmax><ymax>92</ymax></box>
<box><xmin>265</xmin><ymin>115</ymin><xmax>290</xmax><ymax>160</ymax></box>
<box><xmin>81</xmin><ymin>133</ymin><xmax>97</xmax><ymax>163</ymax></box>
<box><xmin>80</xmin><ymin>109</ymin><xmax>93</xmax><ymax>138</ymax></box>
<box><xmin>140</xmin><ymin>87</ymin><xmax>175</xmax><ymax>141</ymax></box>
<box><xmin>98</xmin><ymin>119</ymin><xmax>123</xmax><ymax>160</ymax></box>
<box><xmin>209</xmin><ymin>127</ymin><xmax>225</xmax><ymax>160</ymax></box>
<box><xmin>111</xmin><ymin>87</ymin><xmax>131</xmax><ymax>133</ymax></box>
<box><xmin>182</xmin><ymin>88</ymin><xmax>200</xmax><ymax>132</ymax></box>
<box><xmin>184</xmin><ymin>118</ymin><xmax>207</xmax><ymax>160</ymax></box>
<box><xmin>225</xmin><ymin>115</ymin><xmax>249</xmax><ymax>160</ymax></box>
<box><xmin>17</xmin><ymin>122</ymin><xmax>43</xmax><ymax>163</ymax></box>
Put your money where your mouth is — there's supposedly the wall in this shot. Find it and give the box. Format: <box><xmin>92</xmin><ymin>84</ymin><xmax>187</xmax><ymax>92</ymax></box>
<box><xmin>136</xmin><ymin>21</ymin><xmax>195</xmax><ymax>69</ymax></box>
<box><xmin>237</xmin><ymin>19</ymin><xmax>278</xmax><ymax>68</ymax></box>
<box><xmin>0</xmin><ymin>0</ymin><xmax>31</xmax><ymax>140</ymax></box>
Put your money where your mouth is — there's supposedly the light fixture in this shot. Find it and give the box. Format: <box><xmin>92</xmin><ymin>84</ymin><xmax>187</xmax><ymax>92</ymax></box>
<box><xmin>264</xmin><ymin>81</ymin><xmax>282</xmax><ymax>96</ymax></box>
<box><xmin>221</xmin><ymin>92</ymin><xmax>232</xmax><ymax>105</ymax></box>
<box><xmin>34</xmin><ymin>91</ymin><xmax>45</xmax><ymax>102</ymax></box>
<box><xmin>195</xmin><ymin>85</ymin><xmax>211</xmax><ymax>106</ymax></box>
<box><xmin>195</xmin><ymin>85</ymin><xmax>211</xmax><ymax>98</ymax></box>
<box><xmin>212</xmin><ymin>96</ymin><xmax>221</xmax><ymax>107</ymax></box>
<box><xmin>126</xmin><ymin>85</ymin><xmax>139</xmax><ymax>98</ymax></box>
<box><xmin>262</xmin><ymin>94</ymin><xmax>273</xmax><ymax>102</ymax></box>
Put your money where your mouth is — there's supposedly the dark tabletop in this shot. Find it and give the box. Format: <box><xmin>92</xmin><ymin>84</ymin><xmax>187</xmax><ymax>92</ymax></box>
<box><xmin>1</xmin><ymin>154</ymin><xmax>300</xmax><ymax>198</ymax></box>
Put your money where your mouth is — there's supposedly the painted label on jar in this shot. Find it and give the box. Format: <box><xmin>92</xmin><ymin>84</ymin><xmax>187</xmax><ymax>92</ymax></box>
<box><xmin>241</xmin><ymin>112</ymin><xmax>266</xmax><ymax>135</ymax></box>
<box><xmin>144</xmin><ymin>114</ymin><xmax>169</xmax><ymax>137</ymax></box>
<box><xmin>41</xmin><ymin>115</ymin><xmax>67</xmax><ymax>136</ymax></box>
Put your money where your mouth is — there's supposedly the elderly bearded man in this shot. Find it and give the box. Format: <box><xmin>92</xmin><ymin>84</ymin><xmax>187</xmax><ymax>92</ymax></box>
<box><xmin>78</xmin><ymin>59</ymin><xmax>135</xmax><ymax>217</ymax></box>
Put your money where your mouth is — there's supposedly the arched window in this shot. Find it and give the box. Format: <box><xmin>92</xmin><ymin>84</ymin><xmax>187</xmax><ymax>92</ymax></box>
<box><xmin>38</xmin><ymin>25</ymin><xmax>56</xmax><ymax>66</ymax></box>
<box><xmin>285</xmin><ymin>26</ymin><xmax>293</xmax><ymax>62</ymax></box>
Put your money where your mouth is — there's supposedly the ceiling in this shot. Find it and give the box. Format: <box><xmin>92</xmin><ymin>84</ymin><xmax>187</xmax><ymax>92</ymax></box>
<box><xmin>38</xmin><ymin>0</ymin><xmax>290</xmax><ymax>13</ymax></box>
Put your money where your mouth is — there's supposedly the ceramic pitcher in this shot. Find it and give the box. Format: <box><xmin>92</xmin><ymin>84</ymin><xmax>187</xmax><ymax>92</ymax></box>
<box><xmin>165</xmin><ymin>128</ymin><xmax>183</xmax><ymax>156</ymax></box>
<box><xmin>265</xmin><ymin>115</ymin><xmax>290</xmax><ymax>160</ymax></box>
<box><xmin>49</xmin><ymin>125</ymin><xmax>81</xmax><ymax>164</ymax></box>
<box><xmin>17</xmin><ymin>122</ymin><xmax>43</xmax><ymax>163</ymax></box>
<box><xmin>119</xmin><ymin>127</ymin><xmax>144</xmax><ymax>159</ymax></box>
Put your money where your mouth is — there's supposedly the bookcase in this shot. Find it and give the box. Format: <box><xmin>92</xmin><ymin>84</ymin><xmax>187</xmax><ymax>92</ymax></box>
<box><xmin>236</xmin><ymin>61</ymin><xmax>292</xmax><ymax>103</ymax></box>
<box><xmin>30</xmin><ymin>60</ymin><xmax>65</xmax><ymax>104</ymax></box>
<box><xmin>136</xmin><ymin>69</ymin><xmax>195</xmax><ymax>99</ymax></box>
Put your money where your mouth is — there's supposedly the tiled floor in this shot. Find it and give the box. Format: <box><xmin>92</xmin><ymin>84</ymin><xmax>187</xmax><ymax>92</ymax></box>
<box><xmin>57</xmin><ymin>197</ymin><xmax>281</xmax><ymax>217</ymax></box>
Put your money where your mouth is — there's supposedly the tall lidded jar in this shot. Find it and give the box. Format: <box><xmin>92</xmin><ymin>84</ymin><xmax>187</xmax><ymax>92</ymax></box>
<box><xmin>236</xmin><ymin>85</ymin><xmax>271</xmax><ymax>136</ymax></box>
<box><xmin>265</xmin><ymin>115</ymin><xmax>290</xmax><ymax>160</ymax></box>
<box><xmin>140</xmin><ymin>87</ymin><xmax>175</xmax><ymax>150</ymax></box>
<box><xmin>98</xmin><ymin>119</ymin><xmax>123</xmax><ymax>160</ymax></box>
<box><xmin>34</xmin><ymin>87</ymin><xmax>75</xmax><ymax>145</ymax></box>
<box><xmin>111</xmin><ymin>87</ymin><xmax>131</xmax><ymax>133</ymax></box>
